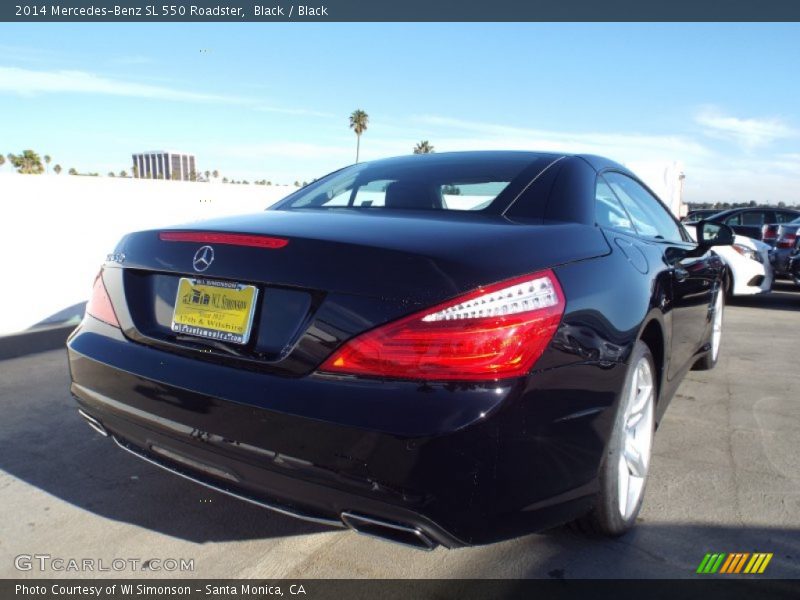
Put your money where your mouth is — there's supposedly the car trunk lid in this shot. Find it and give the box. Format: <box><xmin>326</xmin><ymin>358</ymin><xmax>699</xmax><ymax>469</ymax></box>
<box><xmin>104</xmin><ymin>209</ymin><xmax>611</xmax><ymax>374</ymax></box>
<box><xmin>114</xmin><ymin>209</ymin><xmax>609</xmax><ymax>303</ymax></box>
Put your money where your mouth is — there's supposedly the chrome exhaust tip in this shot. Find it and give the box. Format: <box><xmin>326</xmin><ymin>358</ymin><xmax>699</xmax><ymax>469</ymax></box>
<box><xmin>341</xmin><ymin>511</ymin><xmax>438</xmax><ymax>551</ymax></box>
<box><xmin>78</xmin><ymin>409</ymin><xmax>108</xmax><ymax>437</ymax></box>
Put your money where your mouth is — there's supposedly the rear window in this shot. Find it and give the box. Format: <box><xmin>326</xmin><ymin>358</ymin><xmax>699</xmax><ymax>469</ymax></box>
<box><xmin>275</xmin><ymin>156</ymin><xmax>542</xmax><ymax>213</ymax></box>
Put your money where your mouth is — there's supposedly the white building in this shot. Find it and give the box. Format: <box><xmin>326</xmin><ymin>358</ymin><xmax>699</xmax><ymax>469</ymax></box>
<box><xmin>132</xmin><ymin>151</ymin><xmax>197</xmax><ymax>181</ymax></box>
<box><xmin>625</xmin><ymin>160</ymin><xmax>686</xmax><ymax>219</ymax></box>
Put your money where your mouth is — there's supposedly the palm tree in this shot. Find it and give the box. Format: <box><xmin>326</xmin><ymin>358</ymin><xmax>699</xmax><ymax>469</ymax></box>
<box><xmin>212</xmin><ymin>170</ymin><xmax>219</xmax><ymax>179</ymax></box>
<box><xmin>349</xmin><ymin>109</ymin><xmax>369</xmax><ymax>163</ymax></box>
<box><xmin>53</xmin><ymin>164</ymin><xmax>62</xmax><ymax>175</ymax></box>
<box><xmin>119</xmin><ymin>170</ymin><xmax>127</xmax><ymax>178</ymax></box>
<box><xmin>8</xmin><ymin>150</ymin><xmax>45</xmax><ymax>174</ymax></box>
<box><xmin>44</xmin><ymin>154</ymin><xmax>51</xmax><ymax>174</ymax></box>
<box><xmin>413</xmin><ymin>140</ymin><xmax>434</xmax><ymax>154</ymax></box>
<box><xmin>204</xmin><ymin>170</ymin><xmax>210</xmax><ymax>181</ymax></box>
<box><xmin>68</xmin><ymin>168</ymin><xmax>77</xmax><ymax>175</ymax></box>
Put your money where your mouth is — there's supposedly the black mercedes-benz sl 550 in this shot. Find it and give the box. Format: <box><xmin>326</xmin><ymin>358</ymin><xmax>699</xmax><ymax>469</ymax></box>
<box><xmin>68</xmin><ymin>151</ymin><xmax>732</xmax><ymax>549</ymax></box>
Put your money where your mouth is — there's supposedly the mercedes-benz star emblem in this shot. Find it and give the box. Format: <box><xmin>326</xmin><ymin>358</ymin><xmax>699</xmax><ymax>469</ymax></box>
<box><xmin>192</xmin><ymin>245</ymin><xmax>215</xmax><ymax>272</ymax></box>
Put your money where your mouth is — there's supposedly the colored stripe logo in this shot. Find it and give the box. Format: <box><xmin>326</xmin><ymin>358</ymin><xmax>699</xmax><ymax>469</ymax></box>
<box><xmin>696</xmin><ymin>552</ymin><xmax>773</xmax><ymax>574</ymax></box>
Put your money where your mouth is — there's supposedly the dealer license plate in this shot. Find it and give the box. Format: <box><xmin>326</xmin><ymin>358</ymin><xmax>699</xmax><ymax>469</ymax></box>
<box><xmin>171</xmin><ymin>278</ymin><xmax>258</xmax><ymax>345</ymax></box>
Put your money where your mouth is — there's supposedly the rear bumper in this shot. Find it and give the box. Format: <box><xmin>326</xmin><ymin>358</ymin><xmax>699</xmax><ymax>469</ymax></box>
<box><xmin>67</xmin><ymin>318</ymin><xmax>624</xmax><ymax>547</ymax></box>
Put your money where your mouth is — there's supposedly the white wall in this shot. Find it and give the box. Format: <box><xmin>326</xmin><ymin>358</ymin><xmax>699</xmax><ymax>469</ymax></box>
<box><xmin>0</xmin><ymin>174</ymin><xmax>293</xmax><ymax>335</ymax></box>
<box><xmin>625</xmin><ymin>161</ymin><xmax>686</xmax><ymax>218</ymax></box>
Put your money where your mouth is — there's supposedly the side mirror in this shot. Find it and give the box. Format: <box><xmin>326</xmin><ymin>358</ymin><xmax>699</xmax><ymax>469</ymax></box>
<box><xmin>696</xmin><ymin>221</ymin><xmax>734</xmax><ymax>247</ymax></box>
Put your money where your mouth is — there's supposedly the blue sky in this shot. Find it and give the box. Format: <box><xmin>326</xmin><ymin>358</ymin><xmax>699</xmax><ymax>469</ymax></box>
<box><xmin>1</xmin><ymin>23</ymin><xmax>799</xmax><ymax>203</ymax></box>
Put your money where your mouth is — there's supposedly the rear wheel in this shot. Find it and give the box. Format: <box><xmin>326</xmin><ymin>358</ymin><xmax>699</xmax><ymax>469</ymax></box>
<box><xmin>693</xmin><ymin>287</ymin><xmax>724</xmax><ymax>371</ymax></box>
<box><xmin>577</xmin><ymin>341</ymin><xmax>656</xmax><ymax>536</ymax></box>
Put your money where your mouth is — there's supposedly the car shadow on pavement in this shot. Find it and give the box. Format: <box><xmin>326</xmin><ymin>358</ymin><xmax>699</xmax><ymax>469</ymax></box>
<box><xmin>729</xmin><ymin>281</ymin><xmax>800</xmax><ymax>312</ymax></box>
<box><xmin>0</xmin><ymin>349</ymin><xmax>332</xmax><ymax>544</ymax></box>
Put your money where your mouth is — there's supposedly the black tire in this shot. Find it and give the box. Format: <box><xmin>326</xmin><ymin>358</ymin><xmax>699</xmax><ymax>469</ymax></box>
<box><xmin>693</xmin><ymin>287</ymin><xmax>724</xmax><ymax>371</ymax></box>
<box><xmin>722</xmin><ymin>267</ymin><xmax>734</xmax><ymax>300</ymax></box>
<box><xmin>575</xmin><ymin>341</ymin><xmax>656</xmax><ymax>536</ymax></box>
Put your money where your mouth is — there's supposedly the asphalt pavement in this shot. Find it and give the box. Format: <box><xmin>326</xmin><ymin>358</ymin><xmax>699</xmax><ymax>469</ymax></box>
<box><xmin>1</xmin><ymin>283</ymin><xmax>798</xmax><ymax>579</ymax></box>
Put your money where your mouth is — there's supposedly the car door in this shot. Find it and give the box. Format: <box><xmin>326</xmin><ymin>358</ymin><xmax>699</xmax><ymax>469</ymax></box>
<box><xmin>602</xmin><ymin>172</ymin><xmax>717</xmax><ymax>379</ymax></box>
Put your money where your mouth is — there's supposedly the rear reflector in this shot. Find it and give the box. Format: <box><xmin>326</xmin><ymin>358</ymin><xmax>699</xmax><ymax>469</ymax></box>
<box><xmin>159</xmin><ymin>231</ymin><xmax>289</xmax><ymax>249</ymax></box>
<box><xmin>320</xmin><ymin>270</ymin><xmax>565</xmax><ymax>381</ymax></box>
<box><xmin>86</xmin><ymin>271</ymin><xmax>120</xmax><ymax>328</ymax></box>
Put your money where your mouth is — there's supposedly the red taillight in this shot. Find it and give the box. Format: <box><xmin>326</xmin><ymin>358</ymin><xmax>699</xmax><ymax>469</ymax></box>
<box><xmin>85</xmin><ymin>272</ymin><xmax>120</xmax><ymax>328</ymax></box>
<box><xmin>319</xmin><ymin>270</ymin><xmax>565</xmax><ymax>381</ymax></box>
<box><xmin>778</xmin><ymin>233</ymin><xmax>797</xmax><ymax>248</ymax></box>
<box><xmin>762</xmin><ymin>225</ymin><xmax>777</xmax><ymax>240</ymax></box>
<box><xmin>159</xmin><ymin>231</ymin><xmax>289</xmax><ymax>249</ymax></box>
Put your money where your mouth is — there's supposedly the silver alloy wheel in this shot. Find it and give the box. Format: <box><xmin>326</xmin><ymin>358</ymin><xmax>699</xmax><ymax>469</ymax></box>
<box><xmin>711</xmin><ymin>290</ymin><xmax>724</xmax><ymax>362</ymax></box>
<box><xmin>617</xmin><ymin>357</ymin><xmax>655</xmax><ymax>520</ymax></box>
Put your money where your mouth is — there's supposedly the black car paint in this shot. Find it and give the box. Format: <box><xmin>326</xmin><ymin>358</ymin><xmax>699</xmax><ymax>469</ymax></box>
<box><xmin>68</xmin><ymin>152</ymin><xmax>723</xmax><ymax>546</ymax></box>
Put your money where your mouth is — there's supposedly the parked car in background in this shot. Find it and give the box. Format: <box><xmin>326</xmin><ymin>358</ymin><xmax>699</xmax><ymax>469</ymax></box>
<box><xmin>67</xmin><ymin>152</ymin><xmax>732</xmax><ymax>548</ymax></box>
<box><xmin>682</xmin><ymin>208</ymin><xmax>720</xmax><ymax>222</ymax></box>
<box><xmin>768</xmin><ymin>216</ymin><xmax>800</xmax><ymax>277</ymax></box>
<box><xmin>686</xmin><ymin>229</ymin><xmax>773</xmax><ymax>297</ymax></box>
<box><xmin>687</xmin><ymin>207</ymin><xmax>800</xmax><ymax>240</ymax></box>
<box><xmin>716</xmin><ymin>236</ymin><xmax>774</xmax><ymax>297</ymax></box>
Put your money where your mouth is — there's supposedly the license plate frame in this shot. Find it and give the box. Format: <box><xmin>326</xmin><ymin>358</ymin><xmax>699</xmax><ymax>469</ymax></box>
<box><xmin>171</xmin><ymin>278</ymin><xmax>258</xmax><ymax>345</ymax></box>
